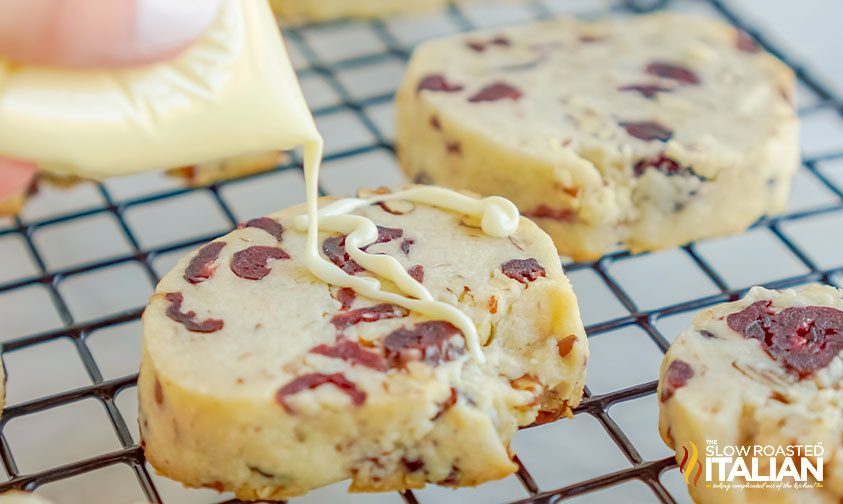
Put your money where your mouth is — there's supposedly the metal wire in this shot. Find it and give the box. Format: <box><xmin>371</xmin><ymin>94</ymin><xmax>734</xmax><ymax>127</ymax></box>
<box><xmin>0</xmin><ymin>0</ymin><xmax>841</xmax><ymax>502</ymax></box>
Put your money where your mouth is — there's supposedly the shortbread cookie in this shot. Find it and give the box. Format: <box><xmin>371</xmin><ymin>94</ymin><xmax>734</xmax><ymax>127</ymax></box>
<box><xmin>269</xmin><ymin>0</ymin><xmax>447</xmax><ymax>23</ymax></box>
<box><xmin>167</xmin><ymin>151</ymin><xmax>286</xmax><ymax>187</ymax></box>
<box><xmin>0</xmin><ymin>492</ymin><xmax>53</xmax><ymax>504</ymax></box>
<box><xmin>396</xmin><ymin>13</ymin><xmax>798</xmax><ymax>259</ymax></box>
<box><xmin>0</xmin><ymin>150</ymin><xmax>285</xmax><ymax>217</ymax></box>
<box><xmin>139</xmin><ymin>186</ymin><xmax>588</xmax><ymax>500</ymax></box>
<box><xmin>659</xmin><ymin>285</ymin><xmax>843</xmax><ymax>504</ymax></box>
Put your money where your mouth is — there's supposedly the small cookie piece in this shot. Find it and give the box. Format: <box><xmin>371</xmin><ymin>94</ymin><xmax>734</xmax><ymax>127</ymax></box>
<box><xmin>396</xmin><ymin>13</ymin><xmax>798</xmax><ymax>259</ymax></box>
<box><xmin>0</xmin><ymin>492</ymin><xmax>54</xmax><ymax>504</ymax></box>
<box><xmin>269</xmin><ymin>0</ymin><xmax>448</xmax><ymax>23</ymax></box>
<box><xmin>166</xmin><ymin>151</ymin><xmax>286</xmax><ymax>187</ymax></box>
<box><xmin>659</xmin><ymin>285</ymin><xmax>843</xmax><ymax>503</ymax></box>
<box><xmin>139</xmin><ymin>187</ymin><xmax>587</xmax><ymax>500</ymax></box>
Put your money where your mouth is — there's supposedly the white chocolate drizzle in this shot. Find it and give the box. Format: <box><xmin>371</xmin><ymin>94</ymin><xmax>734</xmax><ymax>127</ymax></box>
<box><xmin>299</xmin><ymin>140</ymin><xmax>520</xmax><ymax>362</ymax></box>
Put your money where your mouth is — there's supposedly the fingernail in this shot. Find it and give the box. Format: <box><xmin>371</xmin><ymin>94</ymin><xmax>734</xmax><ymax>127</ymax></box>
<box><xmin>133</xmin><ymin>0</ymin><xmax>222</xmax><ymax>61</ymax></box>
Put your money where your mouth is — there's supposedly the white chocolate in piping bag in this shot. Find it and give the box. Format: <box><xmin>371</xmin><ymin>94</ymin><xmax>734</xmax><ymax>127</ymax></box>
<box><xmin>0</xmin><ymin>0</ymin><xmax>317</xmax><ymax>179</ymax></box>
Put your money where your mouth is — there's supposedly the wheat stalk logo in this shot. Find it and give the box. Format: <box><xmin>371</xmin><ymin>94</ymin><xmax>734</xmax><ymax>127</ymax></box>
<box><xmin>679</xmin><ymin>441</ymin><xmax>703</xmax><ymax>486</ymax></box>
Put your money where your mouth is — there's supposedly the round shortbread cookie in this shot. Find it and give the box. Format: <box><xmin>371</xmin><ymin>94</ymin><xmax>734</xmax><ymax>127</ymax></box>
<box><xmin>269</xmin><ymin>0</ymin><xmax>447</xmax><ymax>23</ymax></box>
<box><xmin>139</xmin><ymin>186</ymin><xmax>587</xmax><ymax>500</ymax></box>
<box><xmin>396</xmin><ymin>13</ymin><xmax>798</xmax><ymax>260</ymax></box>
<box><xmin>659</xmin><ymin>285</ymin><xmax>843</xmax><ymax>504</ymax></box>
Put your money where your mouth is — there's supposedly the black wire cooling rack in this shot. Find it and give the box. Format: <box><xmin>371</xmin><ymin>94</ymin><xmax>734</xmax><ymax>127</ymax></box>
<box><xmin>0</xmin><ymin>0</ymin><xmax>841</xmax><ymax>502</ymax></box>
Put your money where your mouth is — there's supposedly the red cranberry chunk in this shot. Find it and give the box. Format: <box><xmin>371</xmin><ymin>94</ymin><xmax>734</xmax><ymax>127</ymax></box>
<box><xmin>618</xmin><ymin>84</ymin><xmax>673</xmax><ymax>99</ymax></box>
<box><xmin>727</xmin><ymin>301</ymin><xmax>843</xmax><ymax>378</ymax></box>
<box><xmin>331</xmin><ymin>303</ymin><xmax>409</xmax><ymax>330</ymax></box>
<box><xmin>432</xmin><ymin>387</ymin><xmax>458</xmax><ymax>420</ymax></box>
<box><xmin>230</xmin><ymin>246</ymin><xmax>290</xmax><ymax>280</ymax></box>
<box><xmin>468</xmin><ymin>82</ymin><xmax>523</xmax><ymax>103</ymax></box>
<box><xmin>660</xmin><ymin>359</ymin><xmax>694</xmax><ymax>402</ymax></box>
<box><xmin>446</xmin><ymin>141</ymin><xmax>462</xmax><ymax>156</ymax></box>
<box><xmin>400</xmin><ymin>238</ymin><xmax>414</xmax><ymax>256</ymax></box>
<box><xmin>633</xmin><ymin>154</ymin><xmax>683</xmax><ymax>177</ymax></box>
<box><xmin>241</xmin><ymin>217</ymin><xmax>284</xmax><ymax>241</ymax></box>
<box><xmin>466</xmin><ymin>35</ymin><xmax>511</xmax><ymax>52</ymax></box>
<box><xmin>165</xmin><ymin>292</ymin><xmax>223</xmax><ymax>333</ymax></box>
<box><xmin>736</xmin><ymin>31</ymin><xmax>761</xmax><ymax>53</ymax></box>
<box><xmin>384</xmin><ymin>321</ymin><xmax>464</xmax><ymax>367</ymax></box>
<box><xmin>183</xmin><ymin>242</ymin><xmax>225</xmax><ymax>284</ymax></box>
<box><xmin>323</xmin><ymin>235</ymin><xmax>364</xmax><ymax>274</ymax></box>
<box><xmin>501</xmin><ymin>258</ymin><xmax>547</xmax><ymax>284</ymax></box>
<box><xmin>311</xmin><ymin>340</ymin><xmax>388</xmax><ymax>371</ymax></box>
<box><xmin>621</xmin><ymin>121</ymin><xmax>673</xmax><ymax>142</ymax></box>
<box><xmin>523</xmin><ymin>205</ymin><xmax>576</xmax><ymax>222</ymax></box>
<box><xmin>402</xmin><ymin>458</ymin><xmax>426</xmax><ymax>472</ymax></box>
<box><xmin>336</xmin><ymin>287</ymin><xmax>356</xmax><ymax>310</ymax></box>
<box><xmin>417</xmin><ymin>74</ymin><xmax>464</xmax><ymax>93</ymax></box>
<box><xmin>408</xmin><ymin>264</ymin><xmax>424</xmax><ymax>283</ymax></box>
<box><xmin>645</xmin><ymin>62</ymin><xmax>700</xmax><ymax>85</ymax></box>
<box><xmin>276</xmin><ymin>373</ymin><xmax>365</xmax><ymax>413</ymax></box>
<box><xmin>373</xmin><ymin>226</ymin><xmax>403</xmax><ymax>244</ymax></box>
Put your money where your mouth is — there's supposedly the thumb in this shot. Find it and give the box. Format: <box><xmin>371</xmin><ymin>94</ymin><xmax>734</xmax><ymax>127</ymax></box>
<box><xmin>0</xmin><ymin>0</ymin><xmax>221</xmax><ymax>68</ymax></box>
<box><xmin>0</xmin><ymin>158</ymin><xmax>36</xmax><ymax>209</ymax></box>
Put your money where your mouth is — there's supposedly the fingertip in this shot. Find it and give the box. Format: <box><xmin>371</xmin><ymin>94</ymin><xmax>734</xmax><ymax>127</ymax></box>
<box><xmin>0</xmin><ymin>0</ymin><xmax>221</xmax><ymax>68</ymax></box>
<box><xmin>0</xmin><ymin>157</ymin><xmax>37</xmax><ymax>199</ymax></box>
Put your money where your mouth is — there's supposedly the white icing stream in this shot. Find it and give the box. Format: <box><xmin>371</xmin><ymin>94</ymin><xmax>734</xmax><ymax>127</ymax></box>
<box><xmin>298</xmin><ymin>140</ymin><xmax>520</xmax><ymax>363</ymax></box>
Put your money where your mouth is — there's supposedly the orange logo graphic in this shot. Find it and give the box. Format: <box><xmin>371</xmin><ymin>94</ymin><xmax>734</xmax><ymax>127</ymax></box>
<box><xmin>680</xmin><ymin>441</ymin><xmax>703</xmax><ymax>487</ymax></box>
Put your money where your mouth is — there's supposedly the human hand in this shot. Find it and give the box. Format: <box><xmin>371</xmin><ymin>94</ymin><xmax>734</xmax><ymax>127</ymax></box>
<box><xmin>0</xmin><ymin>0</ymin><xmax>221</xmax><ymax>209</ymax></box>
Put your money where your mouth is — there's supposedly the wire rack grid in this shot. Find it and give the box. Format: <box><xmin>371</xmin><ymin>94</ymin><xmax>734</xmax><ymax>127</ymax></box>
<box><xmin>0</xmin><ymin>0</ymin><xmax>841</xmax><ymax>502</ymax></box>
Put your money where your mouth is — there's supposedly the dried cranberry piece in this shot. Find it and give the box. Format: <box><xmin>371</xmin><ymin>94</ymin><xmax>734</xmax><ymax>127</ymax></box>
<box><xmin>523</xmin><ymin>205</ymin><xmax>576</xmax><ymax>222</ymax></box>
<box><xmin>373</xmin><ymin>226</ymin><xmax>403</xmax><ymax>244</ymax></box>
<box><xmin>417</xmin><ymin>74</ymin><xmax>464</xmax><ymax>93</ymax></box>
<box><xmin>323</xmin><ymin>235</ymin><xmax>364</xmax><ymax>274</ymax></box>
<box><xmin>384</xmin><ymin>321</ymin><xmax>464</xmax><ymax>367</ymax></box>
<box><xmin>440</xmin><ymin>466</ymin><xmax>460</xmax><ymax>486</ymax></box>
<box><xmin>660</xmin><ymin>359</ymin><xmax>694</xmax><ymax>402</ymax></box>
<box><xmin>430</xmin><ymin>115</ymin><xmax>442</xmax><ymax>130</ymax></box>
<box><xmin>620</xmin><ymin>121</ymin><xmax>673</xmax><ymax>142</ymax></box>
<box><xmin>241</xmin><ymin>217</ymin><xmax>284</xmax><ymax>241</ymax></box>
<box><xmin>468</xmin><ymin>82</ymin><xmax>522</xmax><ymax>103</ymax></box>
<box><xmin>183</xmin><ymin>242</ymin><xmax>225</xmax><ymax>284</ymax></box>
<box><xmin>276</xmin><ymin>373</ymin><xmax>365</xmax><ymax>413</ymax></box>
<box><xmin>432</xmin><ymin>387</ymin><xmax>458</xmax><ymax>420</ymax></box>
<box><xmin>402</xmin><ymin>458</ymin><xmax>425</xmax><ymax>472</ymax></box>
<box><xmin>230</xmin><ymin>246</ymin><xmax>290</xmax><ymax>280</ymax></box>
<box><xmin>726</xmin><ymin>301</ymin><xmax>843</xmax><ymax>378</ymax></box>
<box><xmin>336</xmin><ymin>287</ymin><xmax>356</xmax><ymax>310</ymax></box>
<box><xmin>331</xmin><ymin>304</ymin><xmax>409</xmax><ymax>330</ymax></box>
<box><xmin>633</xmin><ymin>154</ymin><xmax>683</xmax><ymax>177</ymax></box>
<box><xmin>466</xmin><ymin>35</ymin><xmax>511</xmax><ymax>52</ymax></box>
<box><xmin>164</xmin><ymin>292</ymin><xmax>223</xmax><ymax>333</ymax></box>
<box><xmin>311</xmin><ymin>340</ymin><xmax>388</xmax><ymax>371</ymax></box>
<box><xmin>501</xmin><ymin>258</ymin><xmax>546</xmax><ymax>284</ymax></box>
<box><xmin>736</xmin><ymin>30</ymin><xmax>760</xmax><ymax>53</ymax></box>
<box><xmin>400</xmin><ymin>239</ymin><xmax>414</xmax><ymax>255</ymax></box>
<box><xmin>408</xmin><ymin>264</ymin><xmax>424</xmax><ymax>283</ymax></box>
<box><xmin>645</xmin><ymin>62</ymin><xmax>700</xmax><ymax>85</ymax></box>
<box><xmin>618</xmin><ymin>84</ymin><xmax>673</xmax><ymax>99</ymax></box>
<box><xmin>323</xmin><ymin>228</ymin><xmax>403</xmax><ymax>274</ymax></box>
